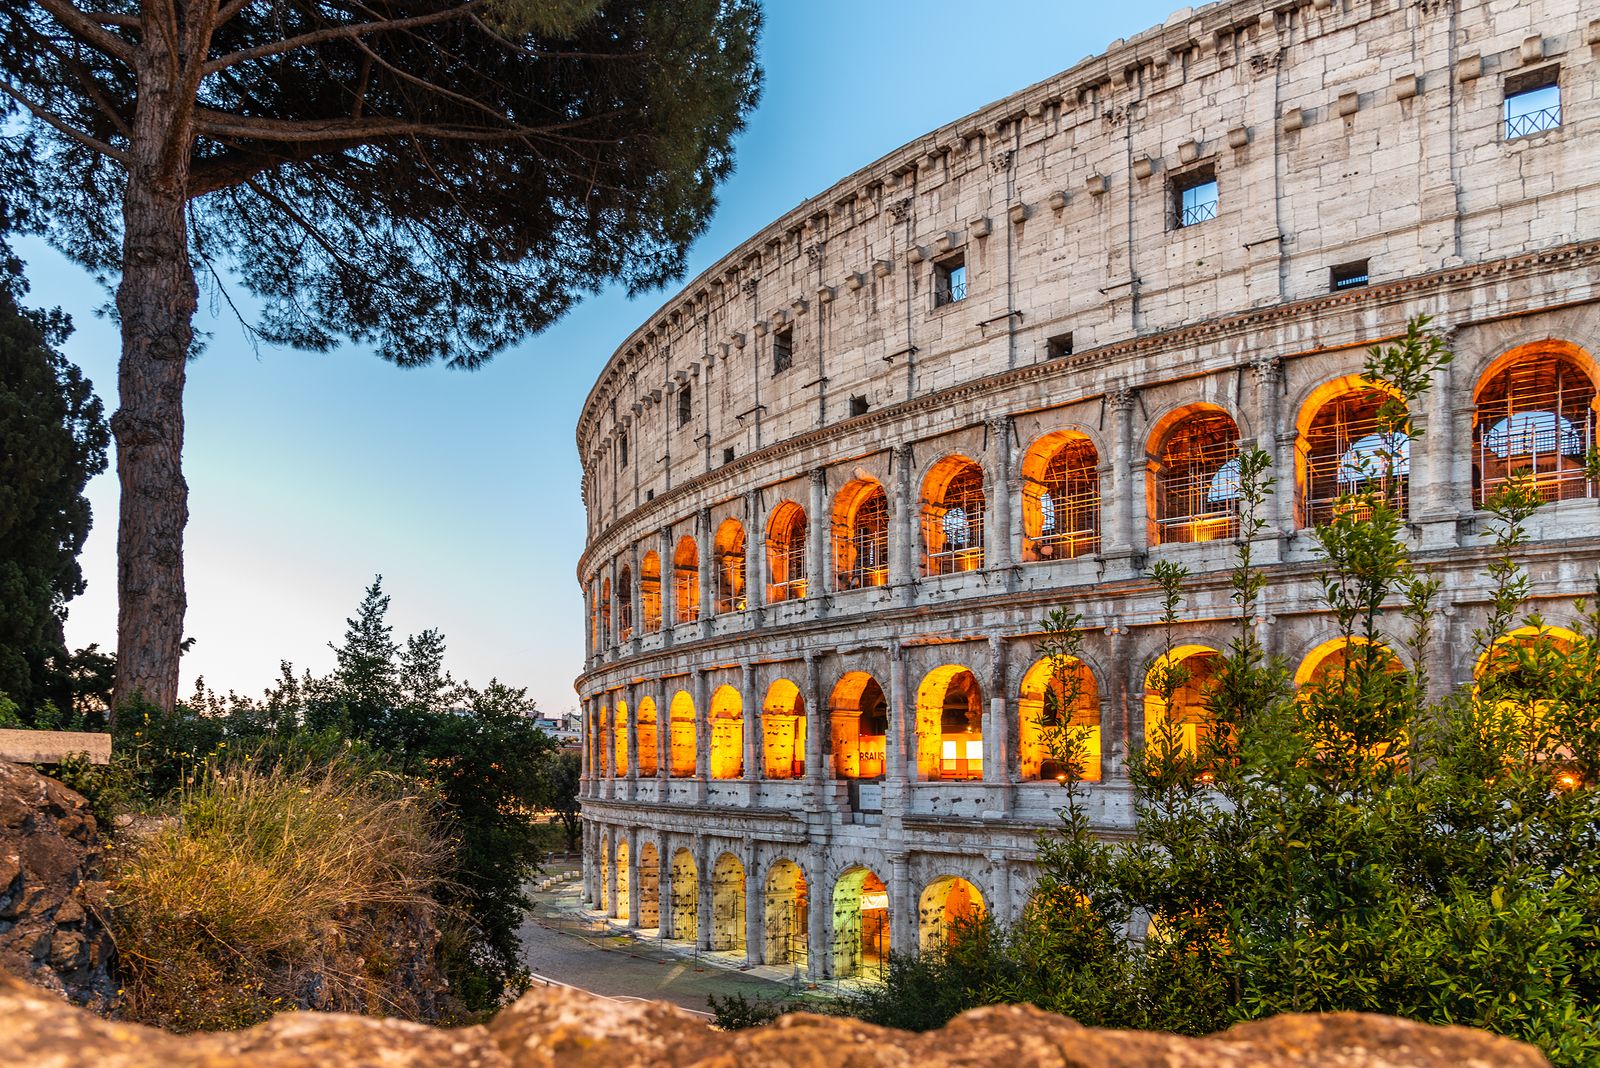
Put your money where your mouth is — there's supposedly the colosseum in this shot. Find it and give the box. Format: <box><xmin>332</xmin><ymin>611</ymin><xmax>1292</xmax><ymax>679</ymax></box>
<box><xmin>574</xmin><ymin>0</ymin><xmax>1600</xmax><ymax>981</ymax></box>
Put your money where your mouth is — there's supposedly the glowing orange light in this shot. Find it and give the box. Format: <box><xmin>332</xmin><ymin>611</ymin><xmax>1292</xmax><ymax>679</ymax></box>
<box><xmin>1555</xmin><ymin>771</ymin><xmax>1581</xmax><ymax>791</ymax></box>
<box><xmin>1197</xmin><ymin>770</ymin><xmax>1216</xmax><ymax>785</ymax></box>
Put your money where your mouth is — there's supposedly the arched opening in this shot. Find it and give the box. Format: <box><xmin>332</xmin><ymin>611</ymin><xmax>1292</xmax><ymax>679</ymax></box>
<box><xmin>918</xmin><ymin>876</ymin><xmax>985</xmax><ymax>953</ymax></box>
<box><xmin>830</xmin><ymin>672</ymin><xmax>888</xmax><ymax>780</ymax></box>
<box><xmin>638</xmin><ymin>843</ymin><xmax>661</xmax><ymax>929</ymax></box>
<box><xmin>1473</xmin><ymin>626</ymin><xmax>1583</xmax><ymax>771</ymax></box>
<box><xmin>1149</xmin><ymin>409</ymin><xmax>1241</xmax><ymax>544</ymax></box>
<box><xmin>710</xmin><ymin>852</ymin><xmax>746</xmax><ymax>954</ymax></box>
<box><xmin>714</xmin><ymin>519</ymin><xmax>748</xmax><ymax>614</ymax></box>
<box><xmin>668</xmin><ymin>691</ymin><xmax>696</xmax><ymax>777</ymax></box>
<box><xmin>833</xmin><ymin>479</ymin><xmax>890</xmax><ymax>590</ymax></box>
<box><xmin>1298</xmin><ymin>378</ymin><xmax>1410</xmax><ymax>526</ymax></box>
<box><xmin>1144</xmin><ymin>645</ymin><xmax>1223</xmax><ymax>756</ymax></box>
<box><xmin>916</xmin><ymin>665</ymin><xmax>984</xmax><ymax>780</ymax></box>
<box><xmin>1473</xmin><ymin>344</ymin><xmax>1597</xmax><ymax>506</ymax></box>
<box><xmin>669</xmin><ymin>849</ymin><xmax>698</xmax><ymax>944</ymax></box>
<box><xmin>766</xmin><ymin>501</ymin><xmax>808</xmax><ymax>603</ymax></box>
<box><xmin>832</xmin><ymin>867</ymin><xmax>889</xmax><ymax>979</ymax></box>
<box><xmin>616</xmin><ymin>566</ymin><xmax>634</xmax><ymax>641</ymax></box>
<box><xmin>673</xmin><ymin>536</ymin><xmax>700</xmax><ymax>623</ymax></box>
<box><xmin>615</xmin><ymin>839</ymin><xmax>631</xmax><ymax>922</ymax></box>
<box><xmin>612</xmin><ymin>701</ymin><xmax>628</xmax><ymax>778</ymax></box>
<box><xmin>1018</xmin><ymin>656</ymin><xmax>1102</xmax><ymax>781</ymax></box>
<box><xmin>764</xmin><ymin>860</ymin><xmax>809</xmax><ymax>967</ymax></box>
<box><xmin>600</xmin><ymin>577</ymin><xmax>613</xmax><ymax>644</ymax></box>
<box><xmin>710</xmin><ymin>685</ymin><xmax>744</xmax><ymax>780</ymax></box>
<box><xmin>1021</xmin><ymin>432</ymin><xmax>1101</xmax><ymax>561</ymax></box>
<box><xmin>1294</xmin><ymin>638</ymin><xmax>1404</xmax><ymax>690</ymax></box>
<box><xmin>922</xmin><ymin>456</ymin><xmax>986</xmax><ymax>575</ymax></box>
<box><xmin>762</xmin><ymin>679</ymin><xmax>807</xmax><ymax>779</ymax></box>
<box><xmin>640</xmin><ymin>551</ymin><xmax>663</xmax><ymax>631</ymax></box>
<box><xmin>636</xmin><ymin>697</ymin><xmax>659</xmax><ymax>777</ymax></box>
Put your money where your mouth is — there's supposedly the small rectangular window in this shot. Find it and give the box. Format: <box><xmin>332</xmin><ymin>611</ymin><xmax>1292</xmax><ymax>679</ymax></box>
<box><xmin>677</xmin><ymin>385</ymin><xmax>692</xmax><ymax>427</ymax></box>
<box><xmin>849</xmin><ymin>394</ymin><xmax>869</xmax><ymax>417</ymax></box>
<box><xmin>1046</xmin><ymin>332</ymin><xmax>1074</xmax><ymax>359</ymax></box>
<box><xmin>934</xmin><ymin>256</ymin><xmax>967</xmax><ymax>306</ymax></box>
<box><xmin>1504</xmin><ymin>69</ymin><xmax>1560</xmax><ymax>138</ymax></box>
<box><xmin>618</xmin><ymin>432</ymin><xmax>629</xmax><ymax>468</ymax></box>
<box><xmin>1329</xmin><ymin>259</ymin><xmax>1370</xmax><ymax>291</ymax></box>
<box><xmin>1173</xmin><ymin>166</ymin><xmax>1218</xmax><ymax>228</ymax></box>
<box><xmin>722</xmin><ymin>446</ymin><xmax>735</xmax><ymax>465</ymax></box>
<box><xmin>646</xmin><ymin>489</ymin><xmax>655</xmax><ymax>501</ymax></box>
<box><xmin>773</xmin><ymin>326</ymin><xmax>794</xmax><ymax>375</ymax></box>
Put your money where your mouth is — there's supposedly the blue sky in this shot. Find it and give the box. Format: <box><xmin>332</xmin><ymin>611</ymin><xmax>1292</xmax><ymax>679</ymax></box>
<box><xmin>23</xmin><ymin>0</ymin><xmax>1182</xmax><ymax>718</ymax></box>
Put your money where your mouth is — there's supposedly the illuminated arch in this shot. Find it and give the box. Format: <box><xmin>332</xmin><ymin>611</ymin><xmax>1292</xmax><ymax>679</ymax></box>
<box><xmin>668</xmin><ymin>691</ymin><xmax>696</xmax><ymax>777</ymax></box>
<box><xmin>916</xmin><ymin>665</ymin><xmax>984</xmax><ymax>780</ymax></box>
<box><xmin>763</xmin><ymin>859</ymin><xmax>809</xmax><ymax>966</ymax></box>
<box><xmin>673</xmin><ymin>536</ymin><xmax>700</xmax><ymax>623</ymax></box>
<box><xmin>1143</xmin><ymin>645</ymin><xmax>1223</xmax><ymax>756</ymax></box>
<box><xmin>1296</xmin><ymin>376</ymin><xmax>1410</xmax><ymax>527</ymax></box>
<box><xmin>831</xmin><ymin>866</ymin><xmax>889</xmax><ymax>978</ymax></box>
<box><xmin>1021</xmin><ymin>432</ymin><xmax>1101</xmax><ymax>561</ymax></box>
<box><xmin>761</xmin><ymin>678</ymin><xmax>807</xmax><ymax>779</ymax></box>
<box><xmin>766</xmin><ymin>501</ymin><xmax>808</xmax><ymax>603</ymax></box>
<box><xmin>830</xmin><ymin>671</ymin><xmax>888</xmax><ymax>780</ymax></box>
<box><xmin>637</xmin><ymin>842</ymin><xmax>661</xmax><ymax>929</ymax></box>
<box><xmin>1148</xmin><ymin>407</ymin><xmax>1241</xmax><ymax>544</ymax></box>
<box><xmin>922</xmin><ymin>456</ymin><xmax>986</xmax><ymax>575</ymax></box>
<box><xmin>616</xmin><ymin>565</ymin><xmax>634</xmax><ymax>641</ymax></box>
<box><xmin>1472</xmin><ymin>341</ymin><xmax>1598</xmax><ymax>506</ymax></box>
<box><xmin>710</xmin><ymin>852</ymin><xmax>746</xmax><ymax>954</ymax></box>
<box><xmin>640</xmin><ymin>551</ymin><xmax>662</xmax><ymax>631</ymax></box>
<box><xmin>614</xmin><ymin>839</ymin><xmax>631</xmax><ymax>922</ymax></box>
<box><xmin>1474</xmin><ymin>625</ymin><xmax>1581</xmax><ymax>682</ymax></box>
<box><xmin>918</xmin><ymin>876</ymin><xmax>985</xmax><ymax>953</ymax></box>
<box><xmin>668</xmin><ymin>848</ymin><xmax>699</xmax><ymax>944</ymax></box>
<box><xmin>1018</xmin><ymin>655</ymin><xmax>1101</xmax><ymax>781</ymax></box>
<box><xmin>636</xmin><ymin>697</ymin><xmax>659</xmax><ymax>777</ymax></box>
<box><xmin>1293</xmin><ymin>637</ymin><xmax>1403</xmax><ymax>690</ymax></box>
<box><xmin>612</xmin><ymin>701</ymin><xmax>628</xmax><ymax>778</ymax></box>
<box><xmin>709</xmin><ymin>684</ymin><xmax>744</xmax><ymax>780</ymax></box>
<box><xmin>833</xmin><ymin>478</ymin><xmax>890</xmax><ymax>590</ymax></box>
<box><xmin>714</xmin><ymin>519</ymin><xmax>748</xmax><ymax>614</ymax></box>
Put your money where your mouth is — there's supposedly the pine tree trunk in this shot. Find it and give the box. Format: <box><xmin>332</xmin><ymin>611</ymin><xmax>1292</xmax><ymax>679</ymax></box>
<box><xmin>110</xmin><ymin>27</ymin><xmax>198</xmax><ymax>715</ymax></box>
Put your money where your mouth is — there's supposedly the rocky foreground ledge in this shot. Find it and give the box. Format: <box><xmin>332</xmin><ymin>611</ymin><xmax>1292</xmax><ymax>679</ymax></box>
<box><xmin>0</xmin><ymin>968</ymin><xmax>1548</xmax><ymax>1068</ymax></box>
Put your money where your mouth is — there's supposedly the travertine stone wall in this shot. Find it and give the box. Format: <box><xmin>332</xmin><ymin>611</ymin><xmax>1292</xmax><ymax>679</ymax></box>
<box><xmin>572</xmin><ymin>0</ymin><xmax>1600</xmax><ymax>980</ymax></box>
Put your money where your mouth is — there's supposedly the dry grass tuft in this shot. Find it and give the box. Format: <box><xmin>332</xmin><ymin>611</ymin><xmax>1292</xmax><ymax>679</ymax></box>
<box><xmin>108</xmin><ymin>759</ymin><xmax>450</xmax><ymax>1032</ymax></box>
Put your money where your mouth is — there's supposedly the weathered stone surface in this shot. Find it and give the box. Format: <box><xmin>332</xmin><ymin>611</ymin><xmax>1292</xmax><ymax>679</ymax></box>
<box><xmin>0</xmin><ymin>967</ymin><xmax>1550</xmax><ymax>1068</ymax></box>
<box><xmin>0</xmin><ymin>760</ymin><xmax>114</xmax><ymax>1010</ymax></box>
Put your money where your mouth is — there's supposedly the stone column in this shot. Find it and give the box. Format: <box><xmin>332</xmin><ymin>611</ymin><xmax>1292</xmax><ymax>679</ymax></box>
<box><xmin>741</xmin><ymin>661</ymin><xmax>760</xmax><ymax>787</ymax></box>
<box><xmin>746</xmin><ymin>490</ymin><xmax>767</xmax><ymax>627</ymax></box>
<box><xmin>579</xmin><ymin>693</ymin><xmax>592</xmax><ymax>792</ymax></box>
<box><xmin>1253</xmin><ymin>356</ymin><xmax>1292</xmax><ymax>541</ymax></box>
<box><xmin>807</xmin><ymin>864</ymin><xmax>831</xmax><ymax>981</ymax></box>
<box><xmin>698</xmin><ymin>506</ymin><xmax>714</xmax><ymax>640</ymax></box>
<box><xmin>986</xmin><ymin>416</ymin><xmax>1015</xmax><ymax>576</ymax></box>
<box><xmin>890</xmin><ymin>443</ymin><xmax>917</xmax><ymax>606</ymax></box>
<box><xmin>656</xmin><ymin>681</ymin><xmax>670</xmax><ymax>782</ymax></box>
<box><xmin>696</xmin><ymin>838</ymin><xmax>714</xmax><ymax>952</ymax></box>
<box><xmin>744</xmin><ymin>846</ymin><xmax>763</xmax><ymax>966</ymax></box>
<box><xmin>1105</xmin><ymin>386</ymin><xmax>1141</xmax><ymax>573</ymax></box>
<box><xmin>658</xmin><ymin>842</ymin><xmax>676</xmax><ymax>940</ymax></box>
<box><xmin>605</xmin><ymin>827</ymin><xmax>619</xmax><ymax>919</ymax></box>
<box><xmin>987</xmin><ymin>635</ymin><xmax>1012</xmax><ymax>813</ymax></box>
<box><xmin>1416</xmin><ymin>352</ymin><xmax>1462</xmax><ymax>550</ymax></box>
<box><xmin>693</xmin><ymin>668</ymin><xmax>710</xmax><ymax>804</ymax></box>
<box><xmin>624</xmin><ymin>682</ymin><xmax>640</xmax><ymax>800</ymax></box>
<box><xmin>626</xmin><ymin>828</ymin><xmax>641</xmax><ymax>929</ymax></box>
<box><xmin>888</xmin><ymin>851</ymin><xmax>914</xmax><ymax>958</ymax></box>
<box><xmin>659</xmin><ymin>527</ymin><xmax>676</xmax><ymax>647</ymax></box>
<box><xmin>600</xmin><ymin>693</ymin><xmax>615</xmax><ymax>801</ymax></box>
<box><xmin>628</xmin><ymin>540</ymin><xmax>643</xmax><ymax>651</ymax></box>
<box><xmin>887</xmin><ymin>642</ymin><xmax>912</xmax><ymax>801</ymax></box>
<box><xmin>804</xmin><ymin>650</ymin><xmax>826</xmax><ymax>811</ymax></box>
<box><xmin>988</xmin><ymin>851</ymin><xmax>1014</xmax><ymax>926</ymax></box>
<box><xmin>807</xmin><ymin>467</ymin><xmax>829</xmax><ymax>607</ymax></box>
<box><xmin>1104</xmin><ymin>621</ymin><xmax>1132</xmax><ymax>781</ymax></box>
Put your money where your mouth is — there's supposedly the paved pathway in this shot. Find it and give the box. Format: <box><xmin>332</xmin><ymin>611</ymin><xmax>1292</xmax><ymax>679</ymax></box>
<box><xmin>518</xmin><ymin>864</ymin><xmax>806</xmax><ymax>1016</ymax></box>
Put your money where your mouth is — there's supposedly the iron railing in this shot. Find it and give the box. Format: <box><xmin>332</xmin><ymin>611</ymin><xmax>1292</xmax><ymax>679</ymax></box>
<box><xmin>1505</xmin><ymin>105</ymin><xmax>1561</xmax><ymax>139</ymax></box>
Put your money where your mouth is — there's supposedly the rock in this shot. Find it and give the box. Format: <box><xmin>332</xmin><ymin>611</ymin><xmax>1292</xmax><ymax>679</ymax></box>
<box><xmin>0</xmin><ymin>966</ymin><xmax>1550</xmax><ymax>1068</ymax></box>
<box><xmin>0</xmin><ymin>760</ymin><xmax>115</xmax><ymax>1011</ymax></box>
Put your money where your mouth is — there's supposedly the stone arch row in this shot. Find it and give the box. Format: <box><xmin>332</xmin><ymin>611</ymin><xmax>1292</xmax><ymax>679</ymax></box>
<box><xmin>585</xmin><ymin>634</ymin><xmax>1462</xmax><ymax>786</ymax></box>
<box><xmin>583</xmin><ymin>828</ymin><xmax>1007</xmax><ymax>980</ymax></box>
<box><xmin>589</xmin><ymin>340</ymin><xmax>1599</xmax><ymax>649</ymax></box>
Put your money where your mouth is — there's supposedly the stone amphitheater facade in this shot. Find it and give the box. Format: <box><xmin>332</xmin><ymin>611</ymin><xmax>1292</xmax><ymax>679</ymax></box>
<box><xmin>574</xmin><ymin>0</ymin><xmax>1600</xmax><ymax>980</ymax></box>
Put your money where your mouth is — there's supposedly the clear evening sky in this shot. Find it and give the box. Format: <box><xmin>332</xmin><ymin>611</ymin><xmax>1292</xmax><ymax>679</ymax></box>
<box><xmin>22</xmin><ymin>0</ymin><xmax>1182</xmax><ymax>719</ymax></box>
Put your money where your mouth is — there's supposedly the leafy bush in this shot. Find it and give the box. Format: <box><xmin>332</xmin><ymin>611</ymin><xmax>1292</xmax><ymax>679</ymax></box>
<box><xmin>842</xmin><ymin>318</ymin><xmax>1600</xmax><ymax>1066</ymax></box>
<box><xmin>707</xmin><ymin>991</ymin><xmax>797</xmax><ymax>1030</ymax></box>
<box><xmin>108</xmin><ymin>759</ymin><xmax>448</xmax><ymax>1032</ymax></box>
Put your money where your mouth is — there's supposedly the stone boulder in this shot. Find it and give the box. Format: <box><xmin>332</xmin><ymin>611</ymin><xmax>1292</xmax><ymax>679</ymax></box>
<box><xmin>0</xmin><ymin>965</ymin><xmax>1550</xmax><ymax>1068</ymax></box>
<box><xmin>0</xmin><ymin>759</ymin><xmax>115</xmax><ymax>1010</ymax></box>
